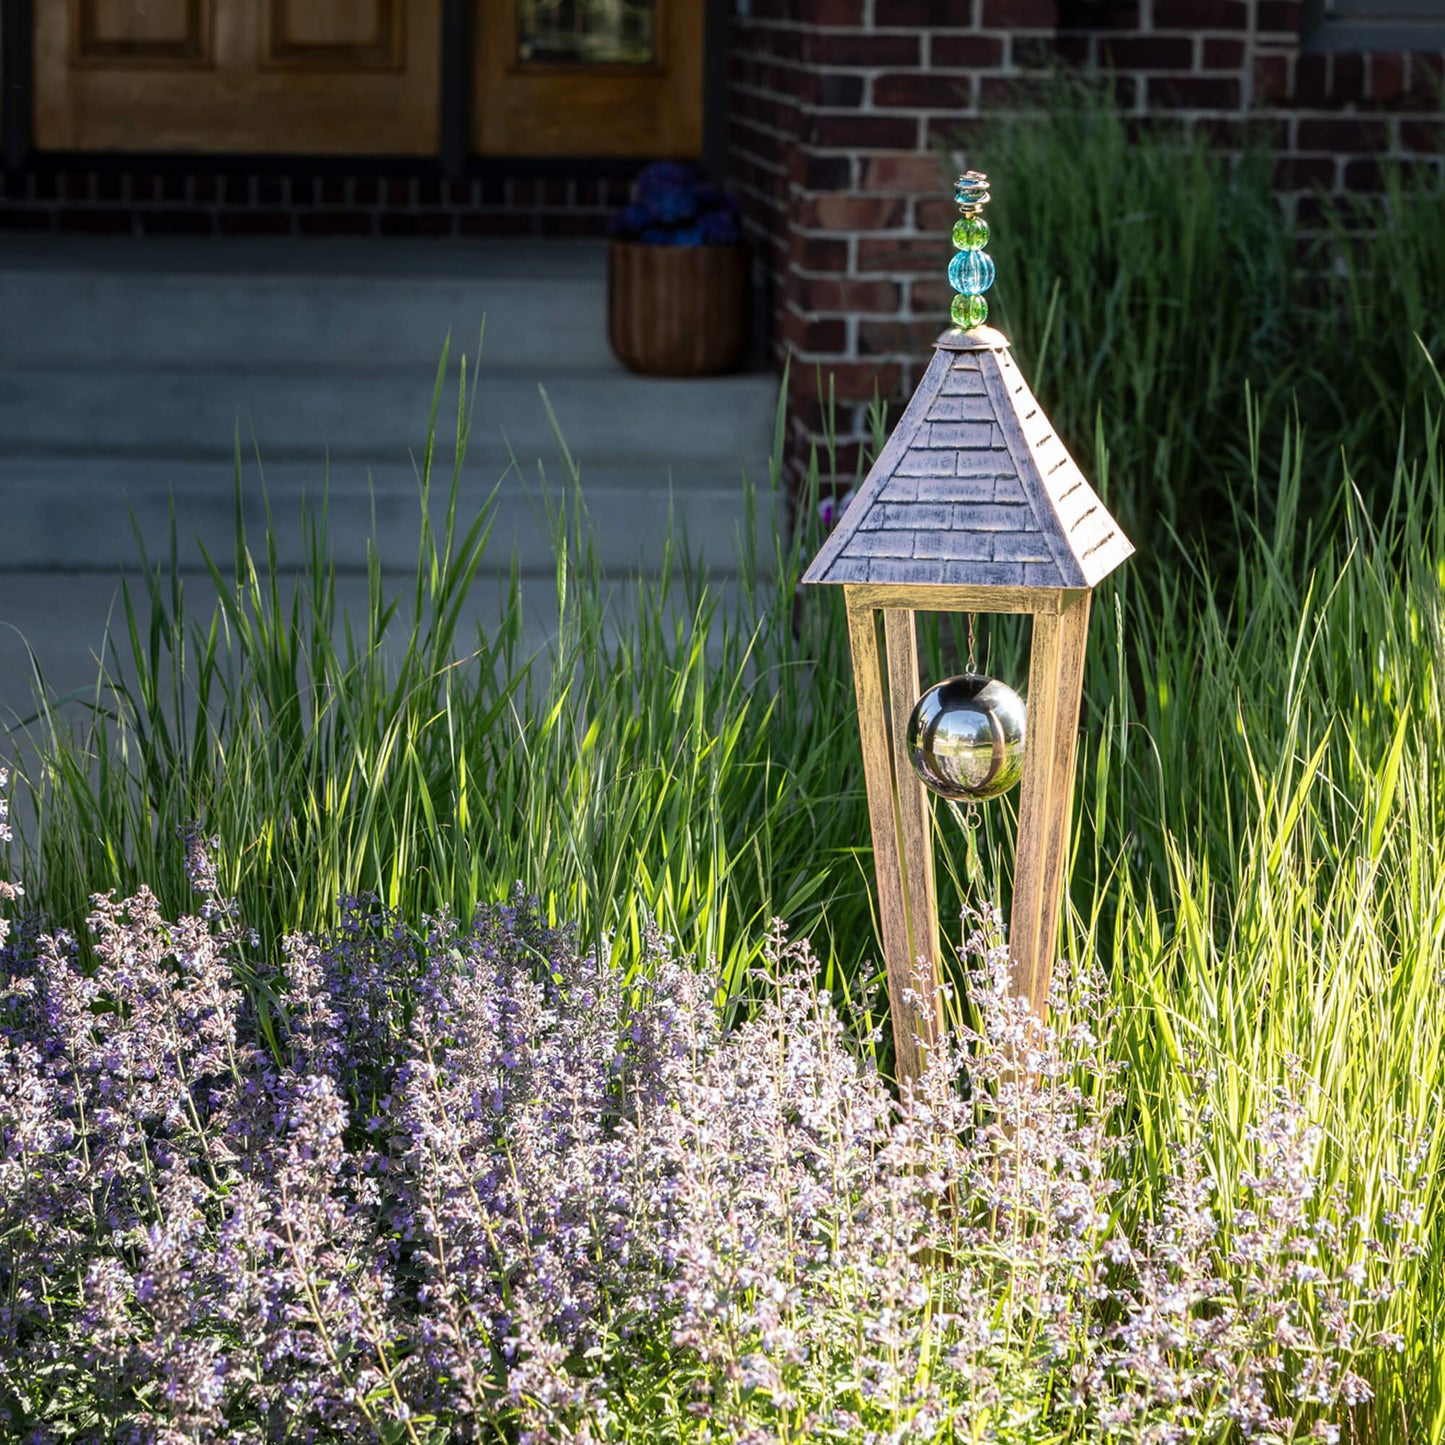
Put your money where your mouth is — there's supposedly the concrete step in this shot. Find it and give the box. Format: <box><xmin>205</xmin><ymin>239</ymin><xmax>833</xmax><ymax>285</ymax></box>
<box><xmin>0</xmin><ymin>236</ymin><xmax>614</xmax><ymax>370</ymax></box>
<box><xmin>0</xmin><ymin>363</ymin><xmax>779</xmax><ymax>464</ymax></box>
<box><xmin>0</xmin><ymin>456</ymin><xmax>778</xmax><ymax>576</ymax></box>
<box><xmin>0</xmin><ymin>236</ymin><xmax>782</xmax><ymax>584</ymax></box>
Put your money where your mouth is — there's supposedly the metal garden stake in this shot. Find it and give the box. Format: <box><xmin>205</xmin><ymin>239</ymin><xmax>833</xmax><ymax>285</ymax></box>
<box><xmin>801</xmin><ymin>172</ymin><xmax>1135</xmax><ymax>1083</ymax></box>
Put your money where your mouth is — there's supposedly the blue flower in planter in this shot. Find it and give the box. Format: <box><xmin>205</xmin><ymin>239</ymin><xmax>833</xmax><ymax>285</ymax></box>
<box><xmin>611</xmin><ymin>161</ymin><xmax>743</xmax><ymax>246</ymax></box>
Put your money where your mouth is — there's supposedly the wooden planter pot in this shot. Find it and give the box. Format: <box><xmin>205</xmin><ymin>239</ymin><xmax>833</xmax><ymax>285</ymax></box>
<box><xmin>607</xmin><ymin>240</ymin><xmax>749</xmax><ymax>377</ymax></box>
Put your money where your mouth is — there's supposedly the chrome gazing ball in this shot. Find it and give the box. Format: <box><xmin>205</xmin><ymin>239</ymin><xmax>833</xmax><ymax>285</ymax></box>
<box><xmin>906</xmin><ymin>674</ymin><xmax>1026</xmax><ymax>801</ymax></box>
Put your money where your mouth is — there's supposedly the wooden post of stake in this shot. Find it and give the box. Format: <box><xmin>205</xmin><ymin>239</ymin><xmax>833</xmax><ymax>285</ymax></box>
<box><xmin>846</xmin><ymin>591</ymin><xmax>943</xmax><ymax>1083</ymax></box>
<box><xmin>1008</xmin><ymin>590</ymin><xmax>1092</xmax><ymax>1016</ymax></box>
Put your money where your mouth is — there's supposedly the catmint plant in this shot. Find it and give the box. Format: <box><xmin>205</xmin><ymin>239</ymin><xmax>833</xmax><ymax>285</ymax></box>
<box><xmin>0</xmin><ymin>866</ymin><xmax>1424</xmax><ymax>1443</ymax></box>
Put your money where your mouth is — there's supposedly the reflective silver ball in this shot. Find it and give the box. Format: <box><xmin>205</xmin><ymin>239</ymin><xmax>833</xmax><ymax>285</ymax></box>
<box><xmin>906</xmin><ymin>674</ymin><xmax>1026</xmax><ymax>801</ymax></box>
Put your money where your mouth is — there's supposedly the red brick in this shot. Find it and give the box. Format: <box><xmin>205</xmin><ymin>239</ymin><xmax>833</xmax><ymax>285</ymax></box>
<box><xmin>1147</xmin><ymin>75</ymin><xmax>1241</xmax><ymax>108</ymax></box>
<box><xmin>856</xmin><ymin>234</ymin><xmax>951</xmax><ymax>273</ymax></box>
<box><xmin>858</xmin><ymin>317</ymin><xmax>942</xmax><ymax>356</ymax></box>
<box><xmin>875</xmin><ymin>0</ymin><xmax>963</xmax><ymax>22</ymax></box>
<box><xmin>457</xmin><ymin>212</ymin><xmax>534</xmax><ymax>237</ymax></box>
<box><xmin>795</xmin><ymin>235</ymin><xmax>850</xmax><ymax>271</ymax></box>
<box><xmin>859</xmin><ymin>153</ymin><xmax>949</xmax><ymax>193</ymax></box>
<box><xmin>218</xmin><ymin>209</ymin><xmax>293</xmax><ymax>235</ymax></box>
<box><xmin>298</xmin><ymin>211</ymin><xmax>375</xmax><ymax>236</ymax></box>
<box><xmin>981</xmin><ymin>0</ymin><xmax>1056</xmax><ymax>23</ymax></box>
<box><xmin>872</xmin><ymin>72</ymin><xmax>971</xmax><ymax>108</ymax></box>
<box><xmin>914</xmin><ymin>197</ymin><xmax>955</xmax><ymax>233</ymax></box>
<box><xmin>816</xmin><ymin>72</ymin><xmax>865</xmax><ymax>107</ymax></box>
<box><xmin>256</xmin><ymin>176</ymin><xmax>290</xmax><ymax>206</ymax></box>
<box><xmin>799</xmin><ymin>194</ymin><xmax>907</xmax><ymax>230</ymax></box>
<box><xmin>1341</xmin><ymin>157</ymin><xmax>1385</xmax><ymax>192</ymax></box>
<box><xmin>1331</xmin><ymin>53</ymin><xmax>1365</xmax><ymax>103</ymax></box>
<box><xmin>908</xmin><ymin>276</ymin><xmax>954</xmax><ymax>314</ymax></box>
<box><xmin>140</xmin><ymin>207</ymin><xmax>211</xmax><ymax>234</ymax></box>
<box><xmin>60</xmin><ymin>171</ymin><xmax>94</xmax><ymax>202</ymax></box>
<box><xmin>1098</xmin><ymin>35</ymin><xmax>1195</xmax><ymax>69</ymax></box>
<box><xmin>804</xmin><ymin>32</ymin><xmax>920</xmax><ymax>66</ymax></box>
<box><xmin>782</xmin><ymin>311</ymin><xmax>849</xmax><ymax>353</ymax></box>
<box><xmin>931</xmin><ymin>34</ymin><xmax>1005</xmax><ymax>67</ymax></box>
<box><xmin>809</xmin><ymin>113</ymin><xmax>919</xmax><ymax>148</ymax></box>
<box><xmin>1406</xmin><ymin>54</ymin><xmax>1444</xmax><ymax>104</ymax></box>
<box><xmin>1053</xmin><ymin>33</ymin><xmax>1092</xmax><ymax>64</ymax></box>
<box><xmin>379</xmin><ymin>213</ymin><xmax>453</xmax><ymax>236</ymax></box>
<box><xmin>821</xmin><ymin>362</ymin><xmax>904</xmax><ymax>402</ymax></box>
<box><xmin>802</xmin><ymin>153</ymin><xmax>853</xmax><ymax>190</ymax></box>
<box><xmin>1400</xmin><ymin>117</ymin><xmax>1445</xmax><ymax>153</ymax></box>
<box><xmin>1293</xmin><ymin>51</ymin><xmax>1327</xmax><ymax>103</ymax></box>
<box><xmin>979</xmin><ymin>73</ymin><xmax>1070</xmax><ymax>107</ymax></box>
<box><xmin>1253</xmin><ymin>53</ymin><xmax>1290</xmax><ymax>102</ymax></box>
<box><xmin>924</xmin><ymin>114</ymin><xmax>987</xmax><ymax>146</ymax></box>
<box><xmin>1370</xmin><ymin>52</ymin><xmax>1407</xmax><ymax>104</ymax></box>
<box><xmin>1272</xmin><ymin>156</ymin><xmax>1336</xmax><ymax>188</ymax></box>
<box><xmin>0</xmin><ymin>209</ymin><xmax>54</xmax><ymax>231</ymax></box>
<box><xmin>1194</xmin><ymin>114</ymin><xmax>1288</xmax><ymax>147</ymax></box>
<box><xmin>1153</xmin><ymin>0</ymin><xmax>1246</xmax><ymax>27</ymax></box>
<box><xmin>57</xmin><ymin>207</ymin><xmax>132</xmax><ymax>234</ymax></box>
<box><xmin>1297</xmin><ymin>117</ymin><xmax>1389</xmax><ymax>152</ymax></box>
<box><xmin>550</xmin><ymin>213</ymin><xmax>609</xmax><ymax>237</ymax></box>
<box><xmin>1255</xmin><ymin>0</ymin><xmax>1301</xmax><ymax>32</ymax></box>
<box><xmin>1202</xmin><ymin>37</ymin><xmax>1245</xmax><ymax>67</ymax></box>
<box><xmin>798</xmin><ymin>277</ymin><xmax>902</xmax><ymax>313</ymax></box>
<box><xmin>1011</xmin><ymin>35</ymin><xmax>1058</xmax><ymax>67</ymax></box>
<box><xmin>813</xmin><ymin>0</ymin><xmax>866</xmax><ymax>22</ymax></box>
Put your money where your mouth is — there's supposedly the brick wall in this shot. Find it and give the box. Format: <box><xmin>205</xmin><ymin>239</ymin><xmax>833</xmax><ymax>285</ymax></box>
<box><xmin>0</xmin><ymin>163</ymin><xmax>632</xmax><ymax>237</ymax></box>
<box><xmin>724</xmin><ymin>0</ymin><xmax>1445</xmax><ymax>497</ymax></box>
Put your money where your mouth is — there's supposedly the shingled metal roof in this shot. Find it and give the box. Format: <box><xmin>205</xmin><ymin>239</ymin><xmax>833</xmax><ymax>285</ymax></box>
<box><xmin>801</xmin><ymin>326</ymin><xmax>1133</xmax><ymax>591</ymax></box>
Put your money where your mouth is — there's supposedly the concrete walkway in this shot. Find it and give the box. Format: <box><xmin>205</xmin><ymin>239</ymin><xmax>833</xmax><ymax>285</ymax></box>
<box><xmin>0</xmin><ymin>235</ymin><xmax>780</xmax><ymax>722</ymax></box>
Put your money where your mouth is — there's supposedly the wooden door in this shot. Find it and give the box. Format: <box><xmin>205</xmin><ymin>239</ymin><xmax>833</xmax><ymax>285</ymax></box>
<box><xmin>34</xmin><ymin>1</ymin><xmax>442</xmax><ymax>153</ymax></box>
<box><xmin>474</xmin><ymin>0</ymin><xmax>703</xmax><ymax>157</ymax></box>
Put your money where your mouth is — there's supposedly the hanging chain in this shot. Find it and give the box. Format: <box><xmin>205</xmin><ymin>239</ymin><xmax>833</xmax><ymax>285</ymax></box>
<box><xmin>962</xmin><ymin>611</ymin><xmax>982</xmax><ymax>842</ymax></box>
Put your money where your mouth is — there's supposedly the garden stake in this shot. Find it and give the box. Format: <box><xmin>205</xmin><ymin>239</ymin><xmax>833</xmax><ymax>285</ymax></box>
<box><xmin>802</xmin><ymin>173</ymin><xmax>1134</xmax><ymax>1084</ymax></box>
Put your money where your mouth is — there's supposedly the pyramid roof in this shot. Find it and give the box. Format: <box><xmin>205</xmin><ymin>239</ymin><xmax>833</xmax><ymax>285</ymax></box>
<box><xmin>801</xmin><ymin>326</ymin><xmax>1133</xmax><ymax>593</ymax></box>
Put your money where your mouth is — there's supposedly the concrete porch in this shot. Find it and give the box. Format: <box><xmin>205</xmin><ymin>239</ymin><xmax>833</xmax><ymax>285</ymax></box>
<box><xmin>0</xmin><ymin>235</ymin><xmax>780</xmax><ymax>718</ymax></box>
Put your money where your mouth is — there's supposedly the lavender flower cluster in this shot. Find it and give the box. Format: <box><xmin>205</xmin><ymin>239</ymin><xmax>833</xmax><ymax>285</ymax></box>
<box><xmin>607</xmin><ymin>161</ymin><xmax>742</xmax><ymax>246</ymax></box>
<box><xmin>0</xmin><ymin>847</ymin><xmax>1424</xmax><ymax>1443</ymax></box>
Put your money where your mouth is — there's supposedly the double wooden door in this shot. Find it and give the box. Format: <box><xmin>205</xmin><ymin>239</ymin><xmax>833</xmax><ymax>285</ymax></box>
<box><xmin>34</xmin><ymin>1</ymin><xmax>703</xmax><ymax>157</ymax></box>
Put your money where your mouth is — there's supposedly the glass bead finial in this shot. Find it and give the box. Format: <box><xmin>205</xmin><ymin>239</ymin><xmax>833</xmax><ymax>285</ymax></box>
<box><xmin>949</xmin><ymin>170</ymin><xmax>993</xmax><ymax>330</ymax></box>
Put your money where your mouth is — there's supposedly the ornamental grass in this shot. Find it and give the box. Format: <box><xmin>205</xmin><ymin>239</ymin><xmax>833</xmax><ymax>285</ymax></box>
<box><xmin>4</xmin><ymin>81</ymin><xmax>1445</xmax><ymax>1442</ymax></box>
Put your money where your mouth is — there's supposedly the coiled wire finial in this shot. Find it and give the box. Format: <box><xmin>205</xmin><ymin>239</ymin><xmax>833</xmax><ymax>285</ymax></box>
<box><xmin>949</xmin><ymin>171</ymin><xmax>994</xmax><ymax>330</ymax></box>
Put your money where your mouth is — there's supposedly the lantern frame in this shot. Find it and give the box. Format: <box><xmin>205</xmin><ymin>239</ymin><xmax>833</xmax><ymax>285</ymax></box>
<box><xmin>803</xmin><ymin>321</ymin><xmax>1132</xmax><ymax>1083</ymax></box>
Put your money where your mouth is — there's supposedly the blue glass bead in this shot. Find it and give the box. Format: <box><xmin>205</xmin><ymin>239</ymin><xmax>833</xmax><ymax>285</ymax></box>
<box><xmin>954</xmin><ymin>174</ymin><xmax>989</xmax><ymax>208</ymax></box>
<box><xmin>948</xmin><ymin>249</ymin><xmax>995</xmax><ymax>296</ymax></box>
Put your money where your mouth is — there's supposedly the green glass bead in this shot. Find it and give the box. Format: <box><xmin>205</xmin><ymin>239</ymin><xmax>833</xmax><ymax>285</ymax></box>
<box><xmin>951</xmin><ymin>215</ymin><xmax>990</xmax><ymax>251</ymax></box>
<box><xmin>951</xmin><ymin>292</ymin><xmax>988</xmax><ymax>329</ymax></box>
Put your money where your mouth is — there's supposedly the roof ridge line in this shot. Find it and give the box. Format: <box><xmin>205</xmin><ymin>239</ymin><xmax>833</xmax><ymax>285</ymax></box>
<box><xmin>980</xmin><ymin>356</ymin><xmax>1086</xmax><ymax>589</ymax></box>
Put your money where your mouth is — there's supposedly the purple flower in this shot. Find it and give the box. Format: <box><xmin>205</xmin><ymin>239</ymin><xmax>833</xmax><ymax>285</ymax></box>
<box><xmin>609</xmin><ymin>162</ymin><xmax>742</xmax><ymax>246</ymax></box>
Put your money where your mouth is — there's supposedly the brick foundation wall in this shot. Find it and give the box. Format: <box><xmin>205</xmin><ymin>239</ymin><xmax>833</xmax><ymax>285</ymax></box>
<box><xmin>0</xmin><ymin>163</ymin><xmax>633</xmax><ymax>238</ymax></box>
<box><xmin>724</xmin><ymin>0</ymin><xmax>1445</xmax><ymax>499</ymax></box>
